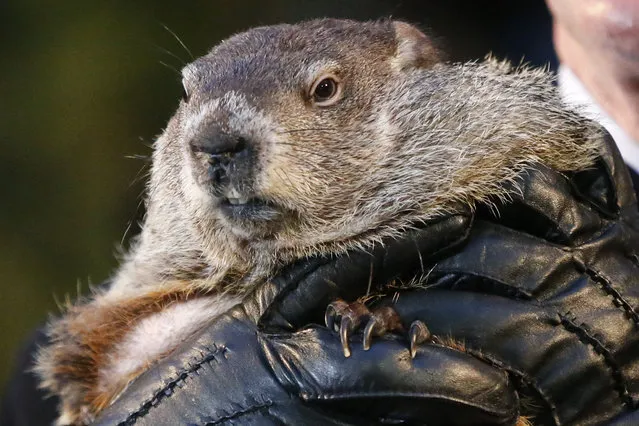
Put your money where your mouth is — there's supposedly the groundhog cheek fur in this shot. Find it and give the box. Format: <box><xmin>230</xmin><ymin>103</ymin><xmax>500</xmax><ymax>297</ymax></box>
<box><xmin>35</xmin><ymin>18</ymin><xmax>602</xmax><ymax>425</ymax></box>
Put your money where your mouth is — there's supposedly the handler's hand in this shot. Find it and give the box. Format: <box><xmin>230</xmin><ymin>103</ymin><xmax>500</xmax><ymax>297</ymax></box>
<box><xmin>94</xmin><ymin>214</ymin><xmax>520</xmax><ymax>426</ymax></box>
<box><xmin>384</xmin><ymin>133</ymin><xmax>639</xmax><ymax>425</ymax></box>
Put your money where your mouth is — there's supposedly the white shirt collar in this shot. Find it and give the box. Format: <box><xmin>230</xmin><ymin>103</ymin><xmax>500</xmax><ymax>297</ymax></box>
<box><xmin>558</xmin><ymin>65</ymin><xmax>639</xmax><ymax>173</ymax></box>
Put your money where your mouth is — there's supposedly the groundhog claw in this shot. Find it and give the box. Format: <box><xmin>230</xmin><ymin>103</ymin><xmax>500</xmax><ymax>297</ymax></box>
<box><xmin>339</xmin><ymin>316</ymin><xmax>354</xmax><ymax>357</ymax></box>
<box><xmin>324</xmin><ymin>299</ymin><xmax>349</xmax><ymax>332</ymax></box>
<box><xmin>408</xmin><ymin>320</ymin><xmax>432</xmax><ymax>359</ymax></box>
<box><xmin>362</xmin><ymin>318</ymin><xmax>378</xmax><ymax>351</ymax></box>
<box><xmin>325</xmin><ymin>299</ymin><xmax>370</xmax><ymax>357</ymax></box>
<box><xmin>362</xmin><ymin>306</ymin><xmax>404</xmax><ymax>351</ymax></box>
<box><xmin>325</xmin><ymin>299</ymin><xmax>432</xmax><ymax>358</ymax></box>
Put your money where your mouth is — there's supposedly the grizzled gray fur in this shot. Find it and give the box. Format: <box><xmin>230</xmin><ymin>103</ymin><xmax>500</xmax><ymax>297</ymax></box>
<box><xmin>36</xmin><ymin>19</ymin><xmax>602</xmax><ymax>425</ymax></box>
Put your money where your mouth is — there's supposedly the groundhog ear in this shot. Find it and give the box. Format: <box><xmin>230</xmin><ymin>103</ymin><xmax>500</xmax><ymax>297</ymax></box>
<box><xmin>392</xmin><ymin>21</ymin><xmax>441</xmax><ymax>70</ymax></box>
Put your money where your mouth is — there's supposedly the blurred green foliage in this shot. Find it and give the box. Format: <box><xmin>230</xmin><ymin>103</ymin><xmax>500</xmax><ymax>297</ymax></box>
<box><xmin>0</xmin><ymin>0</ymin><xmax>552</xmax><ymax>396</ymax></box>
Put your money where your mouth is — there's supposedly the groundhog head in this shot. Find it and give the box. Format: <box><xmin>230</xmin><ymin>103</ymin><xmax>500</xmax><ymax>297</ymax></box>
<box><xmin>157</xmin><ymin>19</ymin><xmax>443</xmax><ymax>267</ymax></box>
<box><xmin>134</xmin><ymin>18</ymin><xmax>596</xmax><ymax>289</ymax></box>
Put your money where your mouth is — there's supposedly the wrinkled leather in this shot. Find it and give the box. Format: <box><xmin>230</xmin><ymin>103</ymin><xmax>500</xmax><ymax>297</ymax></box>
<box><xmin>273</xmin><ymin>133</ymin><xmax>639</xmax><ymax>425</ymax></box>
<box><xmin>94</xmin><ymin>214</ymin><xmax>520</xmax><ymax>426</ymax></box>
<box><xmin>392</xmin><ymin>134</ymin><xmax>639</xmax><ymax>425</ymax></box>
<box><xmin>395</xmin><ymin>138</ymin><xmax>639</xmax><ymax>425</ymax></box>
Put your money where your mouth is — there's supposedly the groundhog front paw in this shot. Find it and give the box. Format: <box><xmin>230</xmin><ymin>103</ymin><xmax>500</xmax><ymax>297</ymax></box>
<box><xmin>325</xmin><ymin>299</ymin><xmax>431</xmax><ymax>358</ymax></box>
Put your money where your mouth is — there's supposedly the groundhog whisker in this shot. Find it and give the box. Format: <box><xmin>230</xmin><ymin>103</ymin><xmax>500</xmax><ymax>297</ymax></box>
<box><xmin>152</xmin><ymin>43</ymin><xmax>188</xmax><ymax>67</ymax></box>
<box><xmin>160</xmin><ymin>23</ymin><xmax>194</xmax><ymax>60</ymax></box>
<box><xmin>278</xmin><ymin>127</ymin><xmax>379</xmax><ymax>137</ymax></box>
<box><xmin>283</xmin><ymin>152</ymin><xmax>326</xmax><ymax>169</ymax></box>
<box><xmin>158</xmin><ymin>60</ymin><xmax>182</xmax><ymax>77</ymax></box>
<box><xmin>273</xmin><ymin>167</ymin><xmax>304</xmax><ymax>199</ymax></box>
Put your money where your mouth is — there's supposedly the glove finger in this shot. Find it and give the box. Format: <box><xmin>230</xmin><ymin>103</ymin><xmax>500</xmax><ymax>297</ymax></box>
<box><xmin>429</xmin><ymin>218</ymin><xmax>638</xmax><ymax>303</ymax></box>
<box><xmin>497</xmin><ymin>164</ymin><xmax>606</xmax><ymax>245</ymax></box>
<box><xmin>255</xmin><ymin>213</ymin><xmax>472</xmax><ymax>330</ymax></box>
<box><xmin>390</xmin><ymin>289</ymin><xmax>628</xmax><ymax>424</ymax></box>
<box><xmin>487</xmin><ymin>132</ymin><xmax>638</xmax><ymax>247</ymax></box>
<box><xmin>430</xmin><ymin>219</ymin><xmax>577</xmax><ymax>299</ymax></box>
<box><xmin>94</xmin><ymin>308</ymin><xmax>376</xmax><ymax>426</ymax></box>
<box><xmin>213</xmin><ymin>402</ymin><xmax>371</xmax><ymax>426</ymax></box>
<box><xmin>262</xmin><ymin>326</ymin><xmax>519</xmax><ymax>426</ymax></box>
<box><xmin>586</xmin><ymin>132</ymin><xmax>638</xmax><ymax>214</ymax></box>
<box><xmin>430</xmin><ymin>219</ymin><xmax>639</xmax><ymax>384</ymax></box>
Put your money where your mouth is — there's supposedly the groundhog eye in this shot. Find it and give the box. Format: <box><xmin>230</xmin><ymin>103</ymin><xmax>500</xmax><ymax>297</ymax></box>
<box><xmin>311</xmin><ymin>76</ymin><xmax>340</xmax><ymax>105</ymax></box>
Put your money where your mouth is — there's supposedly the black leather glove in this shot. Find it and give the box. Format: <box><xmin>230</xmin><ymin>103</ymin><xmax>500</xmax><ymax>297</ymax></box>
<box><xmin>275</xmin><ymin>133</ymin><xmax>639</xmax><ymax>425</ymax></box>
<box><xmin>392</xmin><ymin>134</ymin><xmax>639</xmax><ymax>425</ymax></box>
<box><xmin>93</xmin><ymin>215</ymin><xmax>521</xmax><ymax>426</ymax></box>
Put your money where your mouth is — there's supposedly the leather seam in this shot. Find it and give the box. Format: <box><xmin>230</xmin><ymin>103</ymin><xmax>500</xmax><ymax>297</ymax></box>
<box><xmin>117</xmin><ymin>345</ymin><xmax>229</xmax><ymax>425</ymax></box>
<box><xmin>427</xmin><ymin>270</ymin><xmax>534</xmax><ymax>300</ymax></box>
<box><xmin>202</xmin><ymin>400</ymin><xmax>273</xmax><ymax>425</ymax></box>
<box><xmin>559</xmin><ymin>312</ymin><xmax>632</xmax><ymax>407</ymax></box>
<box><xmin>583</xmin><ymin>265</ymin><xmax>639</xmax><ymax>327</ymax></box>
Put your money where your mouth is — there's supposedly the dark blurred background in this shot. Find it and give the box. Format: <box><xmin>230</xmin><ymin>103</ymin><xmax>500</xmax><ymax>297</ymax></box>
<box><xmin>0</xmin><ymin>0</ymin><xmax>556</xmax><ymax>395</ymax></box>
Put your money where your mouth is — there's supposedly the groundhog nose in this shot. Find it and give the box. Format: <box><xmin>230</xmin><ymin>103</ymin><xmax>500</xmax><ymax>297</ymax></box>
<box><xmin>190</xmin><ymin>128</ymin><xmax>254</xmax><ymax>194</ymax></box>
<box><xmin>190</xmin><ymin>130</ymin><xmax>247</xmax><ymax>156</ymax></box>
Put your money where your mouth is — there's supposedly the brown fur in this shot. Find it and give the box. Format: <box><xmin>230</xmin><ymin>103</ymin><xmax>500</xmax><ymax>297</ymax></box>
<box><xmin>35</xmin><ymin>283</ymin><xmax>208</xmax><ymax>424</ymax></box>
<box><xmin>36</xmin><ymin>19</ymin><xmax>603</xmax><ymax>424</ymax></box>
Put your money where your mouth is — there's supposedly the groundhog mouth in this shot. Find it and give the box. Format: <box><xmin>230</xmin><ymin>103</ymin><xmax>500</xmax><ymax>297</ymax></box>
<box><xmin>219</xmin><ymin>197</ymin><xmax>282</xmax><ymax>222</ymax></box>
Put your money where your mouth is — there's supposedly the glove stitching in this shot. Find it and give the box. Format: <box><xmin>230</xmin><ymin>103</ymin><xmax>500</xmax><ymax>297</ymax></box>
<box><xmin>116</xmin><ymin>345</ymin><xmax>229</xmax><ymax>425</ymax></box>
<box><xmin>201</xmin><ymin>401</ymin><xmax>274</xmax><ymax>425</ymax></box>
<box><xmin>558</xmin><ymin>313</ymin><xmax>632</xmax><ymax>407</ymax></box>
<box><xmin>583</xmin><ymin>266</ymin><xmax>639</xmax><ymax>327</ymax></box>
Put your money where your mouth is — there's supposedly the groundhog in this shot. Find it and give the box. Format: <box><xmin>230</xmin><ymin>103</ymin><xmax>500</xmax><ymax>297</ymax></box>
<box><xmin>36</xmin><ymin>18</ymin><xmax>602</xmax><ymax>425</ymax></box>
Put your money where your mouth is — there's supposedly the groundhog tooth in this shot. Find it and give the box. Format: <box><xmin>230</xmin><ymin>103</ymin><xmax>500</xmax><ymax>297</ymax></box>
<box><xmin>227</xmin><ymin>187</ymin><xmax>242</xmax><ymax>199</ymax></box>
